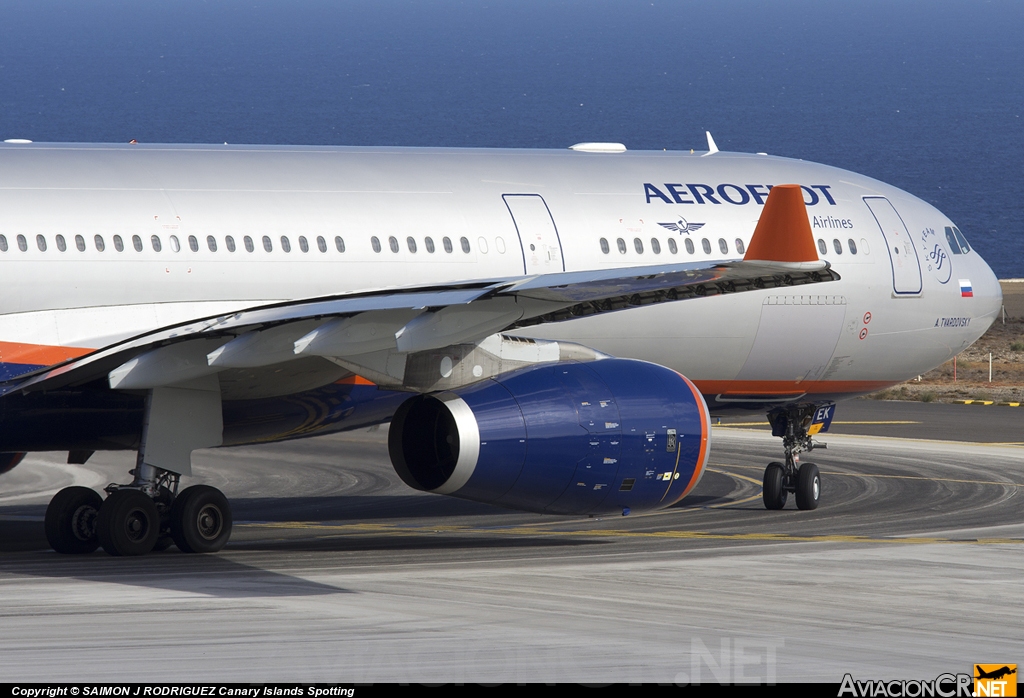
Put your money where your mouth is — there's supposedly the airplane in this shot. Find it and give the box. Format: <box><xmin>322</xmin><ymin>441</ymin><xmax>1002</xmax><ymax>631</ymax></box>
<box><xmin>975</xmin><ymin>666</ymin><xmax>1016</xmax><ymax>681</ymax></box>
<box><xmin>0</xmin><ymin>136</ymin><xmax>1001</xmax><ymax>557</ymax></box>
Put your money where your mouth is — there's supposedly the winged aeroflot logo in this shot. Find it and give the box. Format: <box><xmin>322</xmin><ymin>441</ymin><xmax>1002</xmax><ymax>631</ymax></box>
<box><xmin>658</xmin><ymin>219</ymin><xmax>705</xmax><ymax>235</ymax></box>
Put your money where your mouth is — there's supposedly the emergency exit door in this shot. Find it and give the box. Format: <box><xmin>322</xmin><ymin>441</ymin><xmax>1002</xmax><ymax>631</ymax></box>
<box><xmin>502</xmin><ymin>194</ymin><xmax>565</xmax><ymax>275</ymax></box>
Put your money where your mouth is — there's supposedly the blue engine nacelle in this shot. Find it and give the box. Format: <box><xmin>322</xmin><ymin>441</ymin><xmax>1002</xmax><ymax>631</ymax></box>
<box><xmin>388</xmin><ymin>359</ymin><xmax>711</xmax><ymax>516</ymax></box>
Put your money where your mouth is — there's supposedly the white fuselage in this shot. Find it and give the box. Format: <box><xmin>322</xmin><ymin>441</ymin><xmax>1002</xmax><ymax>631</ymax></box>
<box><xmin>0</xmin><ymin>143</ymin><xmax>1001</xmax><ymax>405</ymax></box>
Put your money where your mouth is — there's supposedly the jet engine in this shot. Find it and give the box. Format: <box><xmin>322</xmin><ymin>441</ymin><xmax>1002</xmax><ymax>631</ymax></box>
<box><xmin>388</xmin><ymin>359</ymin><xmax>710</xmax><ymax>516</ymax></box>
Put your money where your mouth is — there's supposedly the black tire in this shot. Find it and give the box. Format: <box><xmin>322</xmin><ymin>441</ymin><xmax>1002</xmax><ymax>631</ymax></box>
<box><xmin>796</xmin><ymin>462</ymin><xmax>821</xmax><ymax>511</ymax></box>
<box><xmin>44</xmin><ymin>486</ymin><xmax>102</xmax><ymax>554</ymax></box>
<box><xmin>762</xmin><ymin>462</ymin><xmax>787</xmax><ymax>510</ymax></box>
<box><xmin>170</xmin><ymin>485</ymin><xmax>232</xmax><ymax>554</ymax></box>
<box><xmin>96</xmin><ymin>489</ymin><xmax>160</xmax><ymax>556</ymax></box>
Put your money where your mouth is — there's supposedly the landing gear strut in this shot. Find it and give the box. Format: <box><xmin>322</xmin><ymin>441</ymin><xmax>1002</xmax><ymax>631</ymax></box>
<box><xmin>45</xmin><ymin>382</ymin><xmax>230</xmax><ymax>556</ymax></box>
<box><xmin>44</xmin><ymin>459</ymin><xmax>232</xmax><ymax>556</ymax></box>
<box><xmin>762</xmin><ymin>404</ymin><xmax>826</xmax><ymax>511</ymax></box>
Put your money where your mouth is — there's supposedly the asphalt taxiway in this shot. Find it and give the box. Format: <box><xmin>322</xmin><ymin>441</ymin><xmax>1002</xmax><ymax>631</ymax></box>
<box><xmin>0</xmin><ymin>399</ymin><xmax>1021</xmax><ymax>682</ymax></box>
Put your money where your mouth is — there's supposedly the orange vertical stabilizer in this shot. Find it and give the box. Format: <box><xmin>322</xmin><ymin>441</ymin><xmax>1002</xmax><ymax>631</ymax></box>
<box><xmin>742</xmin><ymin>184</ymin><xmax>819</xmax><ymax>263</ymax></box>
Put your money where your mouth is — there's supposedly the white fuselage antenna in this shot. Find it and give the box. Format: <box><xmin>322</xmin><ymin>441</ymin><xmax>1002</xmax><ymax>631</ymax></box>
<box><xmin>703</xmin><ymin>131</ymin><xmax>719</xmax><ymax>156</ymax></box>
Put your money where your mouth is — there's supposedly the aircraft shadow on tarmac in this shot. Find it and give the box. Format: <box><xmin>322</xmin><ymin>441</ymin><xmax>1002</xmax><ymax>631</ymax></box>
<box><xmin>226</xmin><ymin>467</ymin><xmax>745</xmax><ymax>522</ymax></box>
<box><xmin>0</xmin><ymin>549</ymin><xmax>354</xmax><ymax>598</ymax></box>
<box><xmin>0</xmin><ymin>467</ymin><xmax>743</xmax><ymax>590</ymax></box>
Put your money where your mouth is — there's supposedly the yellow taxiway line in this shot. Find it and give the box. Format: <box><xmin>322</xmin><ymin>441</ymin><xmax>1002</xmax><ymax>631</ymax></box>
<box><xmin>236</xmin><ymin>520</ymin><xmax>1022</xmax><ymax>546</ymax></box>
<box><xmin>715</xmin><ymin>462</ymin><xmax>1024</xmax><ymax>488</ymax></box>
<box><xmin>234</xmin><ymin>464</ymin><xmax>1024</xmax><ymax>547</ymax></box>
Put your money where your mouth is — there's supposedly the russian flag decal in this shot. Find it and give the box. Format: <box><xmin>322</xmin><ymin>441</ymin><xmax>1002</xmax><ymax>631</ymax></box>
<box><xmin>959</xmin><ymin>279</ymin><xmax>973</xmax><ymax>297</ymax></box>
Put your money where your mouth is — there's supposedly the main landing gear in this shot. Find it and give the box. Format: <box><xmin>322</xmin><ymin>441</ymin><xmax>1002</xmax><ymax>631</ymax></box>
<box><xmin>46</xmin><ymin>379</ymin><xmax>229</xmax><ymax>556</ymax></box>
<box><xmin>44</xmin><ymin>460</ymin><xmax>232</xmax><ymax>556</ymax></box>
<box><xmin>761</xmin><ymin>404</ymin><xmax>826</xmax><ymax>511</ymax></box>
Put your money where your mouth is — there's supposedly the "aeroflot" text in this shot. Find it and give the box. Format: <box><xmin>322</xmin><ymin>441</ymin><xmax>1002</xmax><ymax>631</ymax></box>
<box><xmin>644</xmin><ymin>183</ymin><xmax>837</xmax><ymax>206</ymax></box>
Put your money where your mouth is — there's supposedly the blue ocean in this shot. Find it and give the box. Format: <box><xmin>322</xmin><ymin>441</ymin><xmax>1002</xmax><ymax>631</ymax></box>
<box><xmin>1</xmin><ymin>0</ymin><xmax>1021</xmax><ymax>276</ymax></box>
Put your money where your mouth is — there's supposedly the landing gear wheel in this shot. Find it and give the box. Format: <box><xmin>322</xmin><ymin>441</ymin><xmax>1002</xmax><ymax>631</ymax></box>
<box><xmin>796</xmin><ymin>462</ymin><xmax>821</xmax><ymax>511</ymax></box>
<box><xmin>170</xmin><ymin>485</ymin><xmax>232</xmax><ymax>554</ymax></box>
<box><xmin>762</xmin><ymin>462</ymin><xmax>787</xmax><ymax>510</ymax></box>
<box><xmin>96</xmin><ymin>489</ymin><xmax>160</xmax><ymax>556</ymax></box>
<box><xmin>45</xmin><ymin>486</ymin><xmax>102</xmax><ymax>554</ymax></box>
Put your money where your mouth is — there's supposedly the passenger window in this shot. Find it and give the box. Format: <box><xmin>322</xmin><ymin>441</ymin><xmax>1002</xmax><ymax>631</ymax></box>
<box><xmin>718</xmin><ymin>238</ymin><xmax>728</xmax><ymax>254</ymax></box>
<box><xmin>132</xmin><ymin>235</ymin><xmax>143</xmax><ymax>252</ymax></box>
<box><xmin>317</xmin><ymin>236</ymin><xmax>327</xmax><ymax>253</ymax></box>
<box><xmin>262</xmin><ymin>236</ymin><xmax>273</xmax><ymax>252</ymax></box>
<box><xmin>76</xmin><ymin>234</ymin><xmax>86</xmax><ymax>252</ymax></box>
<box><xmin>685</xmin><ymin>238</ymin><xmax>695</xmax><ymax>254</ymax></box>
<box><xmin>207</xmin><ymin>235</ymin><xmax>218</xmax><ymax>252</ymax></box>
<box><xmin>600</xmin><ymin>237</ymin><xmax>610</xmax><ymax>254</ymax></box>
<box><xmin>188</xmin><ymin>235</ymin><xmax>199</xmax><ymax>252</ymax></box>
<box><xmin>226</xmin><ymin>236</ymin><xmax>236</xmax><ymax>252</ymax></box>
<box><xmin>735</xmin><ymin>238</ymin><xmax>745</xmax><ymax>254</ymax></box>
<box><xmin>651</xmin><ymin>238</ymin><xmax>661</xmax><ymax>254</ymax></box>
<box><xmin>477</xmin><ymin>236</ymin><xmax>488</xmax><ymax>254</ymax></box>
<box><xmin>952</xmin><ymin>226</ymin><xmax>971</xmax><ymax>253</ymax></box>
<box><xmin>170</xmin><ymin>235</ymin><xmax>181</xmax><ymax>253</ymax></box>
<box><xmin>634</xmin><ymin>238</ymin><xmax>644</xmax><ymax>254</ymax></box>
<box><xmin>94</xmin><ymin>235</ymin><xmax>105</xmax><ymax>252</ymax></box>
<box><xmin>668</xmin><ymin>238</ymin><xmax>678</xmax><ymax>254</ymax></box>
<box><xmin>833</xmin><ymin>239</ymin><xmax>842</xmax><ymax>255</ymax></box>
<box><xmin>0</xmin><ymin>235</ymin><xmax>6</xmax><ymax>252</ymax></box>
<box><xmin>817</xmin><ymin>239</ymin><xmax>827</xmax><ymax>255</ymax></box>
<box><xmin>389</xmin><ymin>236</ymin><xmax>399</xmax><ymax>253</ymax></box>
<box><xmin>151</xmin><ymin>235</ymin><xmax>162</xmax><ymax>252</ymax></box>
<box><xmin>17</xmin><ymin>234</ymin><xmax>27</xmax><ymax>252</ymax></box>
<box><xmin>443</xmin><ymin>236</ymin><xmax>453</xmax><ymax>253</ymax></box>
<box><xmin>243</xmin><ymin>236</ymin><xmax>254</xmax><ymax>253</ymax></box>
<box><xmin>335</xmin><ymin>236</ymin><xmax>345</xmax><ymax>253</ymax></box>
<box><xmin>701</xmin><ymin>238</ymin><xmax>712</xmax><ymax>254</ymax></box>
<box><xmin>56</xmin><ymin>234</ymin><xmax>67</xmax><ymax>252</ymax></box>
<box><xmin>616</xmin><ymin>237</ymin><xmax>627</xmax><ymax>254</ymax></box>
<box><xmin>36</xmin><ymin>234</ymin><xmax>47</xmax><ymax>252</ymax></box>
<box><xmin>848</xmin><ymin>238</ymin><xmax>858</xmax><ymax>255</ymax></box>
<box><xmin>460</xmin><ymin>236</ymin><xmax>471</xmax><ymax>253</ymax></box>
<box><xmin>281</xmin><ymin>236</ymin><xmax>291</xmax><ymax>253</ymax></box>
<box><xmin>371</xmin><ymin>236</ymin><xmax>382</xmax><ymax>253</ymax></box>
<box><xmin>113</xmin><ymin>235</ymin><xmax>124</xmax><ymax>252</ymax></box>
<box><xmin>425</xmin><ymin>236</ymin><xmax>435</xmax><ymax>253</ymax></box>
<box><xmin>298</xmin><ymin>236</ymin><xmax>308</xmax><ymax>253</ymax></box>
<box><xmin>944</xmin><ymin>227</ymin><xmax>961</xmax><ymax>254</ymax></box>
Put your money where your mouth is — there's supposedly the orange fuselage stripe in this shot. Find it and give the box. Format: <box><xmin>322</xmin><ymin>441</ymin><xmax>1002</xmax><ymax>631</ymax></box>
<box><xmin>692</xmin><ymin>379</ymin><xmax>894</xmax><ymax>395</ymax></box>
<box><xmin>0</xmin><ymin>341</ymin><xmax>94</xmax><ymax>367</ymax></box>
<box><xmin>335</xmin><ymin>374</ymin><xmax>376</xmax><ymax>386</ymax></box>
<box><xmin>330</xmin><ymin>377</ymin><xmax>895</xmax><ymax>395</ymax></box>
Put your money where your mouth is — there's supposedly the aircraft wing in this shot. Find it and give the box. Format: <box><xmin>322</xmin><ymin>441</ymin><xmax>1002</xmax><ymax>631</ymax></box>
<box><xmin>2</xmin><ymin>183</ymin><xmax>834</xmax><ymax>396</ymax></box>
<box><xmin>1</xmin><ymin>256</ymin><xmax>836</xmax><ymax>396</ymax></box>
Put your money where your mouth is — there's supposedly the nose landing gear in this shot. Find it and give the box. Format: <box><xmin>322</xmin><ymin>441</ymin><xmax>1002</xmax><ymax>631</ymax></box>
<box><xmin>761</xmin><ymin>404</ymin><xmax>828</xmax><ymax>511</ymax></box>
